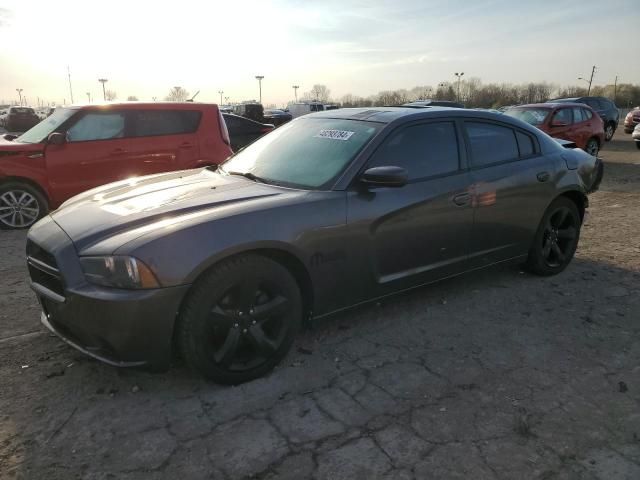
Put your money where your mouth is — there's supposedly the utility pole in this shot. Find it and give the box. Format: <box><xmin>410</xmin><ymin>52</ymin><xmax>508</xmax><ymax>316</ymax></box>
<box><xmin>218</xmin><ymin>90</ymin><xmax>224</xmax><ymax>104</ymax></box>
<box><xmin>86</xmin><ymin>92</ymin><xmax>91</xmax><ymax>103</ymax></box>
<box><xmin>16</xmin><ymin>88</ymin><xmax>23</xmax><ymax>106</ymax></box>
<box><xmin>67</xmin><ymin>66</ymin><xmax>74</xmax><ymax>104</ymax></box>
<box><xmin>454</xmin><ymin>72</ymin><xmax>464</xmax><ymax>103</ymax></box>
<box><xmin>613</xmin><ymin>75</ymin><xmax>618</xmax><ymax>103</ymax></box>
<box><xmin>255</xmin><ymin>75</ymin><xmax>264</xmax><ymax>104</ymax></box>
<box><xmin>587</xmin><ymin>65</ymin><xmax>596</xmax><ymax>96</ymax></box>
<box><xmin>98</xmin><ymin>78</ymin><xmax>108</xmax><ymax>101</ymax></box>
<box><xmin>292</xmin><ymin>85</ymin><xmax>299</xmax><ymax>102</ymax></box>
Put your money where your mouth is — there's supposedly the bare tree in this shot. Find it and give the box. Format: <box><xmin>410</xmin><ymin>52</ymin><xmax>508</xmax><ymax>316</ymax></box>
<box><xmin>126</xmin><ymin>95</ymin><xmax>139</xmax><ymax>101</ymax></box>
<box><xmin>165</xmin><ymin>86</ymin><xmax>190</xmax><ymax>102</ymax></box>
<box><xmin>303</xmin><ymin>84</ymin><xmax>331</xmax><ymax>103</ymax></box>
<box><xmin>105</xmin><ymin>90</ymin><xmax>117</xmax><ymax>101</ymax></box>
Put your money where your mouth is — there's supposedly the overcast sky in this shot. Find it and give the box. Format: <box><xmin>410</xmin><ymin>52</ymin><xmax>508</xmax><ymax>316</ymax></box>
<box><xmin>0</xmin><ymin>0</ymin><xmax>637</xmax><ymax>107</ymax></box>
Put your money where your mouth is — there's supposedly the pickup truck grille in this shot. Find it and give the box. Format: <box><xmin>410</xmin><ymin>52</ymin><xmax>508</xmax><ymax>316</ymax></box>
<box><xmin>26</xmin><ymin>240</ymin><xmax>65</xmax><ymax>298</ymax></box>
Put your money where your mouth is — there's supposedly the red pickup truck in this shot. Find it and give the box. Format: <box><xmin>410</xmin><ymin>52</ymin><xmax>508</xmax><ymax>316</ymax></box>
<box><xmin>0</xmin><ymin>102</ymin><xmax>233</xmax><ymax>229</ymax></box>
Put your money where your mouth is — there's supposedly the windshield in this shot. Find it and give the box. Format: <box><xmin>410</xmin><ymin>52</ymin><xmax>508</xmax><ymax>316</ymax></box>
<box><xmin>505</xmin><ymin>108</ymin><xmax>551</xmax><ymax>126</ymax></box>
<box><xmin>15</xmin><ymin>108</ymin><xmax>76</xmax><ymax>143</ymax></box>
<box><xmin>220</xmin><ymin>118</ymin><xmax>380</xmax><ymax>189</ymax></box>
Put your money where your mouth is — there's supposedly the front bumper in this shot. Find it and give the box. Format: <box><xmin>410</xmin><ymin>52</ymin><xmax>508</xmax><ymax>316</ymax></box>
<box><xmin>27</xmin><ymin>216</ymin><xmax>190</xmax><ymax>370</ymax></box>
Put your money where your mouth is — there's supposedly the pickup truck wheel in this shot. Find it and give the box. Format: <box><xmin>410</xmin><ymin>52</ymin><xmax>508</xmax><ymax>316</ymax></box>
<box><xmin>0</xmin><ymin>183</ymin><xmax>48</xmax><ymax>230</ymax></box>
<box><xmin>585</xmin><ymin>138</ymin><xmax>599</xmax><ymax>156</ymax></box>
<box><xmin>525</xmin><ymin>197</ymin><xmax>581</xmax><ymax>276</ymax></box>
<box><xmin>177</xmin><ymin>254</ymin><xmax>302</xmax><ymax>384</ymax></box>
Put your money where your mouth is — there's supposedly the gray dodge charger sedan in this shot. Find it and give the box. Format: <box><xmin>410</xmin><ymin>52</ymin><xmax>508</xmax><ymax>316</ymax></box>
<box><xmin>27</xmin><ymin>107</ymin><xmax>602</xmax><ymax>384</ymax></box>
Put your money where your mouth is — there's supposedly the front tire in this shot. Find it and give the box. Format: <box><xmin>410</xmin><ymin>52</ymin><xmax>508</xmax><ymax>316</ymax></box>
<box><xmin>177</xmin><ymin>254</ymin><xmax>302</xmax><ymax>384</ymax></box>
<box><xmin>525</xmin><ymin>197</ymin><xmax>581</xmax><ymax>276</ymax></box>
<box><xmin>584</xmin><ymin>137</ymin><xmax>599</xmax><ymax>157</ymax></box>
<box><xmin>0</xmin><ymin>182</ymin><xmax>48</xmax><ymax>230</ymax></box>
<box><xmin>604</xmin><ymin>122</ymin><xmax>615</xmax><ymax>141</ymax></box>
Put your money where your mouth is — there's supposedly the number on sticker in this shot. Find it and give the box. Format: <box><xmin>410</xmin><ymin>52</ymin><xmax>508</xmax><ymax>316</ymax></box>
<box><xmin>314</xmin><ymin>129</ymin><xmax>355</xmax><ymax>141</ymax></box>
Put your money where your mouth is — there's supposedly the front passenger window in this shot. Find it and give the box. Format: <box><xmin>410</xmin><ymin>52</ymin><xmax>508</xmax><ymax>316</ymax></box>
<box><xmin>368</xmin><ymin>122</ymin><xmax>459</xmax><ymax>180</ymax></box>
<box><xmin>67</xmin><ymin>113</ymin><xmax>125</xmax><ymax>142</ymax></box>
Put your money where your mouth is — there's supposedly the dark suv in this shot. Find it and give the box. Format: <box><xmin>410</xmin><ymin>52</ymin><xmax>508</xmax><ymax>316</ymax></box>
<box><xmin>550</xmin><ymin>96</ymin><xmax>619</xmax><ymax>141</ymax></box>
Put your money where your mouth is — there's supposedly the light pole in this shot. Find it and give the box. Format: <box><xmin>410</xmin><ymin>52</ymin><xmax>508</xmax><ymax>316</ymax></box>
<box><xmin>86</xmin><ymin>92</ymin><xmax>90</xmax><ymax>103</ymax></box>
<box><xmin>16</xmin><ymin>88</ymin><xmax>23</xmax><ymax>106</ymax></box>
<box><xmin>255</xmin><ymin>75</ymin><xmax>264</xmax><ymax>104</ymax></box>
<box><xmin>613</xmin><ymin>75</ymin><xmax>618</xmax><ymax>103</ymax></box>
<box><xmin>578</xmin><ymin>66</ymin><xmax>596</xmax><ymax>95</ymax></box>
<box><xmin>454</xmin><ymin>72</ymin><xmax>464</xmax><ymax>102</ymax></box>
<box><xmin>67</xmin><ymin>66</ymin><xmax>74</xmax><ymax>104</ymax></box>
<box><xmin>292</xmin><ymin>85</ymin><xmax>299</xmax><ymax>102</ymax></box>
<box><xmin>218</xmin><ymin>90</ymin><xmax>224</xmax><ymax>104</ymax></box>
<box><xmin>98</xmin><ymin>78</ymin><xmax>108</xmax><ymax>101</ymax></box>
<box><xmin>224</xmin><ymin>96</ymin><xmax>230</xmax><ymax>104</ymax></box>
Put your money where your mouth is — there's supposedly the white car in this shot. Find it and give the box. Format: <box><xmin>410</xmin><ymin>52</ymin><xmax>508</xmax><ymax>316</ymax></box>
<box><xmin>0</xmin><ymin>110</ymin><xmax>7</xmax><ymax>127</ymax></box>
<box><xmin>632</xmin><ymin>123</ymin><xmax>640</xmax><ymax>150</ymax></box>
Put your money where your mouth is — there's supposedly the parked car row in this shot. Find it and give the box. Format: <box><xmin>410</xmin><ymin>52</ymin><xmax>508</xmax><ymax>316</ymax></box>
<box><xmin>624</xmin><ymin>107</ymin><xmax>640</xmax><ymax>133</ymax></box>
<box><xmin>24</xmin><ymin>106</ymin><xmax>603</xmax><ymax>383</ymax></box>
<box><xmin>0</xmin><ymin>106</ymin><xmax>41</xmax><ymax>132</ymax></box>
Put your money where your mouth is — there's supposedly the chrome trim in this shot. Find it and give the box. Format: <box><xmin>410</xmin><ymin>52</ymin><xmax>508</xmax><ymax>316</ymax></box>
<box><xmin>27</xmin><ymin>255</ymin><xmax>61</xmax><ymax>278</ymax></box>
<box><xmin>30</xmin><ymin>282</ymin><xmax>65</xmax><ymax>303</ymax></box>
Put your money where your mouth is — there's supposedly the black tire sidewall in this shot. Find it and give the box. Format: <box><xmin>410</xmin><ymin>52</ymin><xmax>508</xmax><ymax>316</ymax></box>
<box><xmin>525</xmin><ymin>197</ymin><xmax>581</xmax><ymax>276</ymax></box>
<box><xmin>178</xmin><ymin>254</ymin><xmax>302</xmax><ymax>384</ymax></box>
<box><xmin>586</xmin><ymin>138</ymin><xmax>599</xmax><ymax>156</ymax></box>
<box><xmin>604</xmin><ymin>122</ymin><xmax>615</xmax><ymax>141</ymax></box>
<box><xmin>0</xmin><ymin>182</ymin><xmax>49</xmax><ymax>230</ymax></box>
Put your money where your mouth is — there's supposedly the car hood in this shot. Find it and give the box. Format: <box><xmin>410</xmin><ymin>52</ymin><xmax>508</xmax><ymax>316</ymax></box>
<box><xmin>0</xmin><ymin>139</ymin><xmax>42</xmax><ymax>153</ymax></box>
<box><xmin>50</xmin><ymin>168</ymin><xmax>295</xmax><ymax>252</ymax></box>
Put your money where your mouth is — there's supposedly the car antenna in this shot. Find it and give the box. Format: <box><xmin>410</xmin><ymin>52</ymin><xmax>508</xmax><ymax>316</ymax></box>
<box><xmin>187</xmin><ymin>90</ymin><xmax>200</xmax><ymax>103</ymax></box>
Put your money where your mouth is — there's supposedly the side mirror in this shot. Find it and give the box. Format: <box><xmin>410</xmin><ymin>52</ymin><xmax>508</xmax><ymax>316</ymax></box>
<box><xmin>47</xmin><ymin>132</ymin><xmax>66</xmax><ymax>145</ymax></box>
<box><xmin>550</xmin><ymin>120</ymin><xmax>568</xmax><ymax>128</ymax></box>
<box><xmin>360</xmin><ymin>166</ymin><xmax>408</xmax><ymax>188</ymax></box>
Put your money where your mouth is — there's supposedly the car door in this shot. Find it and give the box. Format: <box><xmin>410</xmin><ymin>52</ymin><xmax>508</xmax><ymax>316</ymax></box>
<box><xmin>463</xmin><ymin>120</ymin><xmax>556</xmax><ymax>266</ymax></box>
<box><xmin>548</xmin><ymin>107</ymin><xmax>575</xmax><ymax>144</ymax></box>
<box><xmin>571</xmin><ymin>107</ymin><xmax>591</xmax><ymax>147</ymax></box>
<box><xmin>346</xmin><ymin>120</ymin><xmax>474</xmax><ymax>300</ymax></box>
<box><xmin>125</xmin><ymin>109</ymin><xmax>201</xmax><ymax>172</ymax></box>
<box><xmin>44</xmin><ymin>110</ymin><xmax>129</xmax><ymax>203</ymax></box>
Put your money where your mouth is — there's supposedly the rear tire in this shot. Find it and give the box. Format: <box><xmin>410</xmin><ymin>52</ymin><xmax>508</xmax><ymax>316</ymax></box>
<box><xmin>177</xmin><ymin>254</ymin><xmax>302</xmax><ymax>384</ymax></box>
<box><xmin>0</xmin><ymin>182</ymin><xmax>48</xmax><ymax>230</ymax></box>
<box><xmin>635</xmin><ymin>141</ymin><xmax>640</xmax><ymax>150</ymax></box>
<box><xmin>525</xmin><ymin>197</ymin><xmax>581</xmax><ymax>276</ymax></box>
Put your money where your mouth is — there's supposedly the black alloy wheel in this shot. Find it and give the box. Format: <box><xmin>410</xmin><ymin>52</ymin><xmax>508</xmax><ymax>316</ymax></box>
<box><xmin>178</xmin><ymin>254</ymin><xmax>302</xmax><ymax>384</ymax></box>
<box><xmin>525</xmin><ymin>197</ymin><xmax>581</xmax><ymax>276</ymax></box>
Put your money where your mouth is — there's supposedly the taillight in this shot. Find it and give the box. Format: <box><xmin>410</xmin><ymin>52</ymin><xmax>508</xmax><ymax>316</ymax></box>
<box><xmin>218</xmin><ymin>109</ymin><xmax>230</xmax><ymax>146</ymax></box>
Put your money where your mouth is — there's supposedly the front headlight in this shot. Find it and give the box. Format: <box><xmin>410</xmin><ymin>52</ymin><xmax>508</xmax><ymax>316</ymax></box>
<box><xmin>79</xmin><ymin>256</ymin><xmax>160</xmax><ymax>289</ymax></box>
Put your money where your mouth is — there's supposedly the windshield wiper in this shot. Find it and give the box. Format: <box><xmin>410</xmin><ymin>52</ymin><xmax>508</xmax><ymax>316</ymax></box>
<box><xmin>226</xmin><ymin>170</ymin><xmax>275</xmax><ymax>185</ymax></box>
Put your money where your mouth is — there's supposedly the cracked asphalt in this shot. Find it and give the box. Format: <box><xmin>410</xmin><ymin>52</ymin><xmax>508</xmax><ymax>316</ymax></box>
<box><xmin>1</xmin><ymin>131</ymin><xmax>639</xmax><ymax>479</ymax></box>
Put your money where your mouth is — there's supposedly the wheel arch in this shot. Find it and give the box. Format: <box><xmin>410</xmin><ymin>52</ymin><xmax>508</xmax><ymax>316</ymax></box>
<box><xmin>556</xmin><ymin>189</ymin><xmax>588</xmax><ymax>221</ymax></box>
<box><xmin>0</xmin><ymin>176</ymin><xmax>51</xmax><ymax>208</ymax></box>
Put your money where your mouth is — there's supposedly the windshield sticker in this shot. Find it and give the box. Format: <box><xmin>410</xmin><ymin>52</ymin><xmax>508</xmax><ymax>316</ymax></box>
<box><xmin>314</xmin><ymin>129</ymin><xmax>355</xmax><ymax>141</ymax></box>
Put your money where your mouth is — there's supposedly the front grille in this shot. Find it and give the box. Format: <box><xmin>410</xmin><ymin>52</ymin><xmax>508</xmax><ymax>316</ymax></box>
<box><xmin>26</xmin><ymin>240</ymin><xmax>65</xmax><ymax>297</ymax></box>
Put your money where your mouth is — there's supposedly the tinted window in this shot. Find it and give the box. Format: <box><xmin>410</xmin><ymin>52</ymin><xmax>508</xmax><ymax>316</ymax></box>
<box><xmin>585</xmin><ymin>99</ymin><xmax>600</xmax><ymax>110</ymax></box>
<box><xmin>582</xmin><ymin>108</ymin><xmax>593</xmax><ymax>120</ymax></box>
<box><xmin>222</xmin><ymin>114</ymin><xmax>241</xmax><ymax>128</ymax></box>
<box><xmin>67</xmin><ymin>112</ymin><xmax>125</xmax><ymax>142</ymax></box>
<box><xmin>132</xmin><ymin>110</ymin><xmax>201</xmax><ymax>136</ymax></box>
<box><xmin>466</xmin><ymin>122</ymin><xmax>519</xmax><ymax>166</ymax></box>
<box><xmin>572</xmin><ymin>108</ymin><xmax>585</xmax><ymax>123</ymax></box>
<box><xmin>516</xmin><ymin>131</ymin><xmax>535</xmax><ymax>157</ymax></box>
<box><xmin>551</xmin><ymin>108</ymin><xmax>572</xmax><ymax>125</ymax></box>
<box><xmin>369</xmin><ymin>122</ymin><xmax>459</xmax><ymax>180</ymax></box>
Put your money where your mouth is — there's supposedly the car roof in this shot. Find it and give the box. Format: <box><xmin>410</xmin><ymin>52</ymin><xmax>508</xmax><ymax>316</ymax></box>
<box><xmin>308</xmin><ymin>106</ymin><xmax>519</xmax><ymax>124</ymax></box>
<box><xmin>511</xmin><ymin>102</ymin><xmax>588</xmax><ymax>109</ymax></box>
<box><xmin>63</xmin><ymin>102</ymin><xmax>218</xmax><ymax>111</ymax></box>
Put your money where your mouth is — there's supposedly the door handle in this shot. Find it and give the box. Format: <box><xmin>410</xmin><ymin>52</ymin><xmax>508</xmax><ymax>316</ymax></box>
<box><xmin>536</xmin><ymin>171</ymin><xmax>550</xmax><ymax>182</ymax></box>
<box><xmin>179</xmin><ymin>142</ymin><xmax>194</xmax><ymax>149</ymax></box>
<box><xmin>452</xmin><ymin>192</ymin><xmax>471</xmax><ymax>206</ymax></box>
<box><xmin>109</xmin><ymin>148</ymin><xmax>126</xmax><ymax>156</ymax></box>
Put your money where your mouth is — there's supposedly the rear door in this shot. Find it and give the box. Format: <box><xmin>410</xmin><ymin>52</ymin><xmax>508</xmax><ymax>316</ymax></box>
<box><xmin>463</xmin><ymin>120</ymin><xmax>555</xmax><ymax>266</ymax></box>
<box><xmin>126</xmin><ymin>109</ymin><xmax>202</xmax><ymax>172</ymax></box>
<box><xmin>571</xmin><ymin>107</ymin><xmax>591</xmax><ymax>147</ymax></box>
<box><xmin>346</xmin><ymin>120</ymin><xmax>474</xmax><ymax>299</ymax></box>
<box><xmin>44</xmin><ymin>110</ymin><xmax>129</xmax><ymax>203</ymax></box>
<box><xmin>548</xmin><ymin>107</ymin><xmax>576</xmax><ymax>144</ymax></box>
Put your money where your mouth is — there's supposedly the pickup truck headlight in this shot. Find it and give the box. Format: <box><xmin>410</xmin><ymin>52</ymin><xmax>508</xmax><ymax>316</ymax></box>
<box><xmin>80</xmin><ymin>256</ymin><xmax>160</xmax><ymax>289</ymax></box>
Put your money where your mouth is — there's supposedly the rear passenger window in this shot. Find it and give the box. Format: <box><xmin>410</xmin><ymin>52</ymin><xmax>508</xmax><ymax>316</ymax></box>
<box><xmin>369</xmin><ymin>122</ymin><xmax>460</xmax><ymax>180</ymax></box>
<box><xmin>466</xmin><ymin>122</ymin><xmax>519</xmax><ymax>167</ymax></box>
<box><xmin>516</xmin><ymin>131</ymin><xmax>535</xmax><ymax>157</ymax></box>
<box><xmin>582</xmin><ymin>108</ymin><xmax>593</xmax><ymax>120</ymax></box>
<box><xmin>572</xmin><ymin>108</ymin><xmax>584</xmax><ymax>123</ymax></box>
<box><xmin>132</xmin><ymin>110</ymin><xmax>201</xmax><ymax>137</ymax></box>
